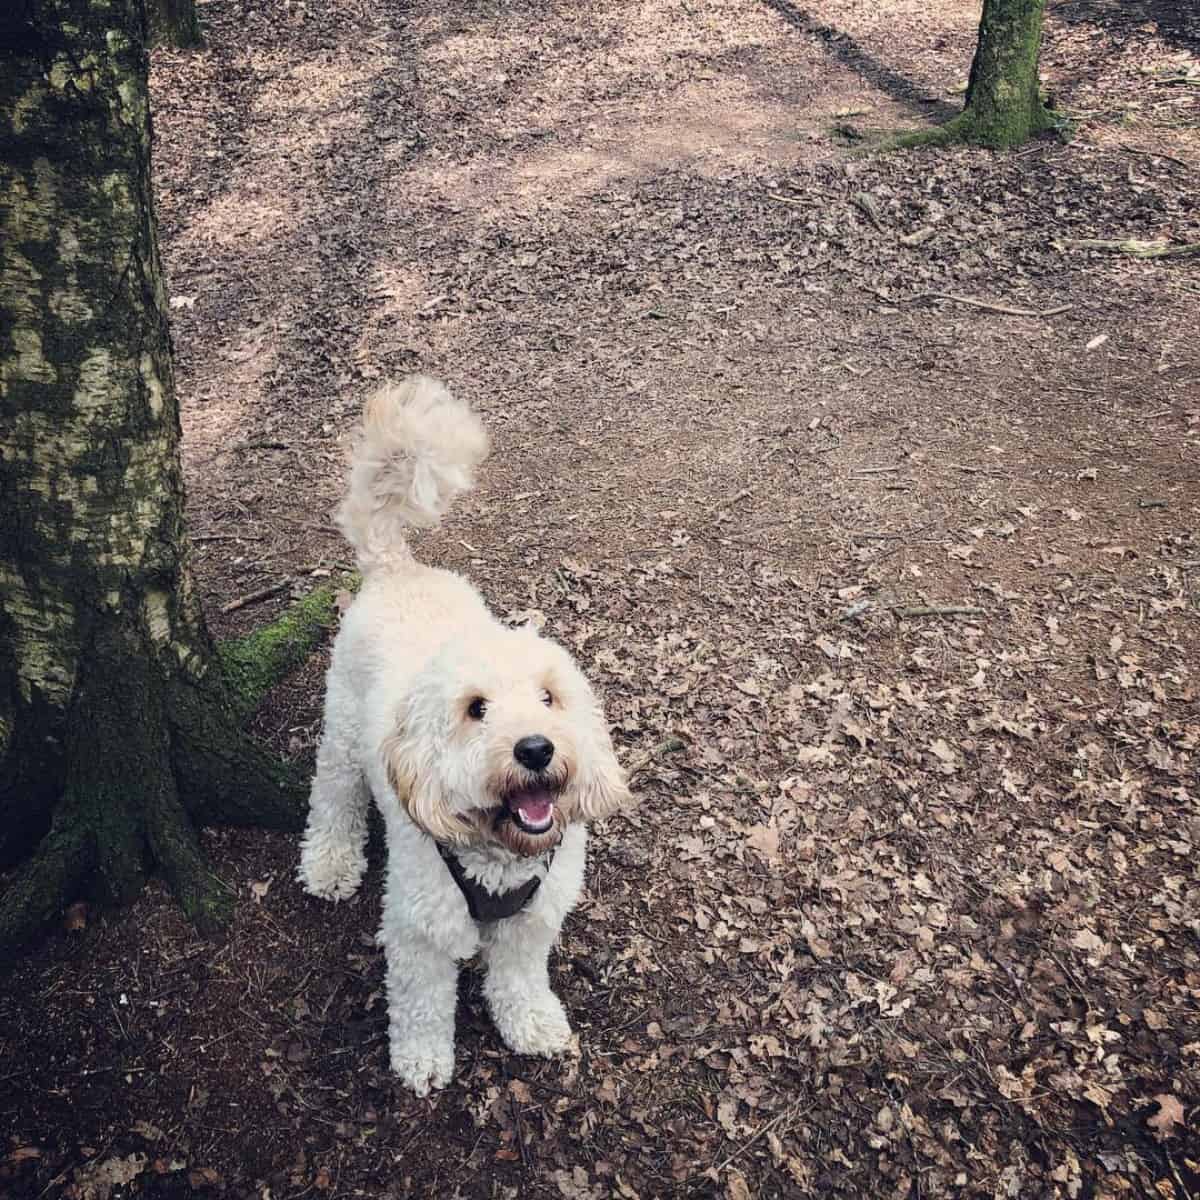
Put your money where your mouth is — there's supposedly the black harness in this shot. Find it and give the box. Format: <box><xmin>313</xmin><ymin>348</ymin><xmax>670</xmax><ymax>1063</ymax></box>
<box><xmin>439</xmin><ymin>845</ymin><xmax>548</xmax><ymax>922</ymax></box>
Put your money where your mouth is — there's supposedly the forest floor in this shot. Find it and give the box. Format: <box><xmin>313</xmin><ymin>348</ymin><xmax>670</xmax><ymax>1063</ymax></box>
<box><xmin>3</xmin><ymin>0</ymin><xmax>1200</xmax><ymax>1197</ymax></box>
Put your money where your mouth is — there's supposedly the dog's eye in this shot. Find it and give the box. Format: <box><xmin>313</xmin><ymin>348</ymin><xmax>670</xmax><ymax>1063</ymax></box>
<box><xmin>467</xmin><ymin>697</ymin><xmax>488</xmax><ymax>720</ymax></box>
<box><xmin>541</xmin><ymin>689</ymin><xmax>554</xmax><ymax>707</ymax></box>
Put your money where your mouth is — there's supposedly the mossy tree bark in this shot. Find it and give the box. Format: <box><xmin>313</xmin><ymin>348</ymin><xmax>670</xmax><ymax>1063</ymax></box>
<box><xmin>959</xmin><ymin>0</ymin><xmax>1052</xmax><ymax>146</ymax></box>
<box><xmin>0</xmin><ymin>0</ymin><xmax>310</xmax><ymax>960</ymax></box>
<box><xmin>890</xmin><ymin>0</ymin><xmax>1054</xmax><ymax>150</ymax></box>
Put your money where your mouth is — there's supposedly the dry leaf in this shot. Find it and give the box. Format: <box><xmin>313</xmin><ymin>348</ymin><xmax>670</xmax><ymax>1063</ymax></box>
<box><xmin>64</xmin><ymin>901</ymin><xmax>88</xmax><ymax>932</ymax></box>
<box><xmin>725</xmin><ymin>1169</ymin><xmax>752</xmax><ymax>1200</ymax></box>
<box><xmin>67</xmin><ymin>1154</ymin><xmax>147</xmax><ymax>1200</ymax></box>
<box><xmin>1147</xmin><ymin>1093</ymin><xmax>1185</xmax><ymax>1139</ymax></box>
<box><xmin>745</xmin><ymin>822</ymin><xmax>781</xmax><ymax>862</ymax></box>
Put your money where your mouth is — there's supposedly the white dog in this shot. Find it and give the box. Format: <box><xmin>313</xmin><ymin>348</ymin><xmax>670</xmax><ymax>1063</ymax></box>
<box><xmin>298</xmin><ymin>376</ymin><xmax>632</xmax><ymax>1096</ymax></box>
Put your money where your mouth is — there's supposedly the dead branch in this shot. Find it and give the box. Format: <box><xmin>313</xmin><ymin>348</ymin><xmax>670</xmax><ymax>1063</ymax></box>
<box><xmin>893</xmin><ymin>605</ymin><xmax>986</xmax><ymax>619</ymax></box>
<box><xmin>852</xmin><ymin>191</ymin><xmax>885</xmax><ymax>232</ymax></box>
<box><xmin>1117</xmin><ymin>146</ymin><xmax>1194</xmax><ymax>172</ymax></box>
<box><xmin>198</xmin><ymin>439</ymin><xmax>291</xmax><ymax>466</ymax></box>
<box><xmin>916</xmin><ymin>293</ymin><xmax>1072</xmax><ymax>318</ymax></box>
<box><xmin>220</xmin><ymin>578</ymin><xmax>291</xmax><ymax>614</ymax></box>
<box><xmin>899</xmin><ymin>226</ymin><xmax>935</xmax><ymax>246</ymax></box>
<box><xmin>1066</xmin><ymin>238</ymin><xmax>1200</xmax><ymax>260</ymax></box>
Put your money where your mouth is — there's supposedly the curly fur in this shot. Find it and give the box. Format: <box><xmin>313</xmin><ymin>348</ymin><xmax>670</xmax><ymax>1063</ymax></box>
<box><xmin>298</xmin><ymin>376</ymin><xmax>632</xmax><ymax>1096</ymax></box>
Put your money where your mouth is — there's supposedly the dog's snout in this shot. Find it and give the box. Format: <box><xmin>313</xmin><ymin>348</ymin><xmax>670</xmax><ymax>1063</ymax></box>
<box><xmin>513</xmin><ymin>735</ymin><xmax>554</xmax><ymax>772</ymax></box>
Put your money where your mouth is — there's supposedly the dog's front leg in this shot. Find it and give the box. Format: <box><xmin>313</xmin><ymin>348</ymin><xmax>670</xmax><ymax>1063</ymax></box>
<box><xmin>482</xmin><ymin>910</ymin><xmax>573</xmax><ymax>1057</ymax></box>
<box><xmin>481</xmin><ymin>828</ymin><xmax>585</xmax><ymax>1058</ymax></box>
<box><xmin>380</xmin><ymin>929</ymin><xmax>461</xmax><ymax>1096</ymax></box>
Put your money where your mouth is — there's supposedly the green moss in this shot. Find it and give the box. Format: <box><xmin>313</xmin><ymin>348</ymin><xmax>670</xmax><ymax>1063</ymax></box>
<box><xmin>217</xmin><ymin>575</ymin><xmax>358</xmax><ymax>721</ymax></box>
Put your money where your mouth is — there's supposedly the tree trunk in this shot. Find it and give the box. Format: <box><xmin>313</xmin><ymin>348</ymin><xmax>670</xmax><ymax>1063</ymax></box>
<box><xmin>147</xmin><ymin>0</ymin><xmax>202</xmax><ymax>49</ymax></box>
<box><xmin>959</xmin><ymin>0</ymin><xmax>1052</xmax><ymax>147</ymax></box>
<box><xmin>0</xmin><ymin>0</ymin><xmax>308</xmax><ymax>959</ymax></box>
<box><xmin>886</xmin><ymin>0</ymin><xmax>1053</xmax><ymax>151</ymax></box>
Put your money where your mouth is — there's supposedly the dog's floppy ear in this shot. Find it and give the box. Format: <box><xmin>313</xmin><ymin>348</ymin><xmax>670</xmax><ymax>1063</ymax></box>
<box><xmin>575</xmin><ymin>699</ymin><xmax>633</xmax><ymax>821</ymax></box>
<box><xmin>380</xmin><ymin>720</ymin><xmax>474</xmax><ymax>844</ymax></box>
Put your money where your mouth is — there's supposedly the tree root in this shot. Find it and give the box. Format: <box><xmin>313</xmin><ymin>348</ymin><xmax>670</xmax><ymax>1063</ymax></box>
<box><xmin>1</xmin><ymin>578</ymin><xmax>354</xmax><ymax>958</ymax></box>
<box><xmin>870</xmin><ymin>105</ymin><xmax>1060</xmax><ymax>154</ymax></box>
<box><xmin>218</xmin><ymin>576</ymin><xmax>356</xmax><ymax>721</ymax></box>
<box><xmin>0</xmin><ymin>809</ymin><xmax>92</xmax><ymax>961</ymax></box>
<box><xmin>144</xmin><ymin>779</ymin><xmax>233</xmax><ymax>934</ymax></box>
<box><xmin>170</xmin><ymin>682</ymin><xmax>308</xmax><ymax>831</ymax></box>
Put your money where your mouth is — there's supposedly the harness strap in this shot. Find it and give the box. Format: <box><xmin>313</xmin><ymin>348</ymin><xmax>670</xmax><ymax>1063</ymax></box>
<box><xmin>439</xmin><ymin>846</ymin><xmax>545</xmax><ymax>922</ymax></box>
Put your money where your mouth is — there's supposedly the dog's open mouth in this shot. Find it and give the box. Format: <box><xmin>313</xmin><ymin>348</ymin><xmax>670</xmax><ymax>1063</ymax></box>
<box><xmin>499</xmin><ymin>786</ymin><xmax>558</xmax><ymax>835</ymax></box>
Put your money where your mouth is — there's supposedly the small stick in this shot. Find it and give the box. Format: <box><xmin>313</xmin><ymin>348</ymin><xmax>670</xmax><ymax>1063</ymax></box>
<box><xmin>1118</xmin><ymin>146</ymin><xmax>1194</xmax><ymax>172</ymax></box>
<box><xmin>706</xmin><ymin>488</ymin><xmax>752</xmax><ymax>516</ymax></box>
<box><xmin>853</xmin><ymin>466</ymin><xmax>903</xmax><ymax>475</ymax></box>
<box><xmin>1138</xmin><ymin>499</ymin><xmax>1167</xmax><ymax>509</ymax></box>
<box><xmin>767</xmin><ymin>192</ymin><xmax>807</xmax><ymax>206</ymax></box>
<box><xmin>917</xmin><ymin>293</ymin><xmax>1072</xmax><ymax>318</ymax></box>
<box><xmin>220</xmin><ymin>579</ymin><xmax>290</xmax><ymax>614</ymax></box>
<box><xmin>192</xmin><ymin>533</ymin><xmax>266</xmax><ymax>543</ymax></box>
<box><xmin>852</xmin><ymin>191</ymin><xmax>886</xmax><ymax>232</ymax></box>
<box><xmin>711</xmin><ymin>1100</ymin><xmax>807</xmax><ymax>1176</ymax></box>
<box><xmin>509</xmin><ymin>1090</ymin><xmax>529</xmax><ymax>1172</ymax></box>
<box><xmin>893</xmin><ymin>605</ymin><xmax>985</xmax><ymax>618</ymax></box>
<box><xmin>952</xmin><ymin>464</ymin><xmax>1009</xmax><ymax>476</ymax></box>
<box><xmin>1066</xmin><ymin>238</ymin><xmax>1200</xmax><ymax>259</ymax></box>
<box><xmin>198</xmin><ymin>439</ymin><xmax>291</xmax><ymax>465</ymax></box>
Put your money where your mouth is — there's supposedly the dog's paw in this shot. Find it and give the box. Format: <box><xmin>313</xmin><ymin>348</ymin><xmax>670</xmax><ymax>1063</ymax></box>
<box><xmin>298</xmin><ymin>845</ymin><xmax>366</xmax><ymax>902</ymax></box>
<box><xmin>493</xmin><ymin>990</ymin><xmax>573</xmax><ymax>1058</ymax></box>
<box><xmin>389</xmin><ymin>1038</ymin><xmax>455</xmax><ymax>1097</ymax></box>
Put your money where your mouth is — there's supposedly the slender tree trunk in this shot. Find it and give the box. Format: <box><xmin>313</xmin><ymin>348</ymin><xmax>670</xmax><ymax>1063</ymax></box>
<box><xmin>147</xmin><ymin>0</ymin><xmax>202</xmax><ymax>48</ymax></box>
<box><xmin>887</xmin><ymin>0</ymin><xmax>1053</xmax><ymax>150</ymax></box>
<box><xmin>0</xmin><ymin>0</ymin><xmax>308</xmax><ymax>959</ymax></box>
<box><xmin>960</xmin><ymin>0</ymin><xmax>1052</xmax><ymax>147</ymax></box>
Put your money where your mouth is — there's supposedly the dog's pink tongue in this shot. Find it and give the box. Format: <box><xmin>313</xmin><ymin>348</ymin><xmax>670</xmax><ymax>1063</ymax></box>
<box><xmin>514</xmin><ymin>792</ymin><xmax>554</xmax><ymax>828</ymax></box>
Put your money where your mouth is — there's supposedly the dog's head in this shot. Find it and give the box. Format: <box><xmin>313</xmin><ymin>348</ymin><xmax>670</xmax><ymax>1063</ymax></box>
<box><xmin>381</xmin><ymin>625</ymin><xmax>631</xmax><ymax>855</ymax></box>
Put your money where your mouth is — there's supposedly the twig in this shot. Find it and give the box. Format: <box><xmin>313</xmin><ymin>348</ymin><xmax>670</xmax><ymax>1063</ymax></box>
<box><xmin>198</xmin><ymin>439</ymin><xmax>291</xmax><ymax>465</ymax></box>
<box><xmin>767</xmin><ymin>192</ymin><xmax>807</xmax><ymax>206</ymax></box>
<box><xmin>192</xmin><ymin>533</ymin><xmax>266</xmax><ymax>543</ymax></box>
<box><xmin>899</xmin><ymin>226</ymin><xmax>935</xmax><ymax>247</ymax></box>
<box><xmin>952</xmin><ymin>463</ymin><xmax>1009</xmax><ymax>476</ymax></box>
<box><xmin>893</xmin><ymin>605</ymin><xmax>985</xmax><ymax>618</ymax></box>
<box><xmin>1117</xmin><ymin>146</ymin><xmax>1194</xmax><ymax>172</ymax></box>
<box><xmin>1066</xmin><ymin>238</ymin><xmax>1200</xmax><ymax>260</ymax></box>
<box><xmin>509</xmin><ymin>1090</ymin><xmax>529</xmax><ymax>1173</ymax></box>
<box><xmin>853</xmin><ymin>466</ymin><xmax>903</xmax><ymax>475</ymax></box>
<box><xmin>851</xmin><ymin>191</ymin><xmax>885</xmax><ymax>232</ymax></box>
<box><xmin>711</xmin><ymin>1100</ymin><xmax>808</xmax><ymax>1176</ymax></box>
<box><xmin>220</xmin><ymin>578</ymin><xmax>291</xmax><ymax>614</ymax></box>
<box><xmin>706</xmin><ymin>488</ymin><xmax>752</xmax><ymax>516</ymax></box>
<box><xmin>1138</xmin><ymin>499</ymin><xmax>1167</xmax><ymax>509</ymax></box>
<box><xmin>916</xmin><ymin>293</ymin><xmax>1072</xmax><ymax>318</ymax></box>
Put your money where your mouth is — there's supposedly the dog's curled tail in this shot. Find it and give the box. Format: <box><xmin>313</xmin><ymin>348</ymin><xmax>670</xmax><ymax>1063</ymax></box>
<box><xmin>337</xmin><ymin>375</ymin><xmax>490</xmax><ymax>571</ymax></box>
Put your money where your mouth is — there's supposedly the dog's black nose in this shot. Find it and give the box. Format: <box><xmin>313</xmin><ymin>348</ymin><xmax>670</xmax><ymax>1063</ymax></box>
<box><xmin>513</xmin><ymin>735</ymin><xmax>555</xmax><ymax>772</ymax></box>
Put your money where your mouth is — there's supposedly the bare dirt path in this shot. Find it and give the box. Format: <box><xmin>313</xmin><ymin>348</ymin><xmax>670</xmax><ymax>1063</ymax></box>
<box><xmin>3</xmin><ymin>1</ymin><xmax>1199</xmax><ymax>1197</ymax></box>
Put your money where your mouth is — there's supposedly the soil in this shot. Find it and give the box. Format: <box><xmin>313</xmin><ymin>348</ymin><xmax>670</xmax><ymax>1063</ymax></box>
<box><xmin>3</xmin><ymin>1</ymin><xmax>1200</xmax><ymax>1197</ymax></box>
